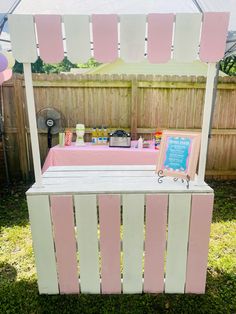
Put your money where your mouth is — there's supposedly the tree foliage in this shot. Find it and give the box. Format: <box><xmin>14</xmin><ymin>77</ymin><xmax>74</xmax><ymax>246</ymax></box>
<box><xmin>13</xmin><ymin>57</ymin><xmax>100</xmax><ymax>74</ymax></box>
<box><xmin>220</xmin><ymin>55</ymin><xmax>236</xmax><ymax>76</ymax></box>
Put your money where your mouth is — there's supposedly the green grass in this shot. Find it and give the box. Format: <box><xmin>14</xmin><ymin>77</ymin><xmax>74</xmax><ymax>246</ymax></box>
<box><xmin>0</xmin><ymin>182</ymin><xmax>235</xmax><ymax>314</ymax></box>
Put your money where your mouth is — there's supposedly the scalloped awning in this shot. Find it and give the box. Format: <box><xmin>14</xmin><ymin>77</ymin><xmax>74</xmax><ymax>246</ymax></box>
<box><xmin>8</xmin><ymin>12</ymin><xmax>229</xmax><ymax>64</ymax></box>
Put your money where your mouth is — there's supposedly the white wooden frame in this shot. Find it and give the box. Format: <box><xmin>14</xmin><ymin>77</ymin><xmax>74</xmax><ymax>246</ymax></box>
<box><xmin>23</xmin><ymin>61</ymin><xmax>217</xmax><ymax>186</ymax></box>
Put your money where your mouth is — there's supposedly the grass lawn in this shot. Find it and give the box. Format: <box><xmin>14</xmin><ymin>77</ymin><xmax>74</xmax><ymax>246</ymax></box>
<box><xmin>0</xmin><ymin>181</ymin><xmax>235</xmax><ymax>314</ymax></box>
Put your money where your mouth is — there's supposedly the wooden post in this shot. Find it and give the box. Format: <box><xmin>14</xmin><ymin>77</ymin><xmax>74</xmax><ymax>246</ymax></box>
<box><xmin>198</xmin><ymin>63</ymin><xmax>218</xmax><ymax>183</ymax></box>
<box><xmin>131</xmin><ymin>78</ymin><xmax>138</xmax><ymax>140</ymax></box>
<box><xmin>23</xmin><ymin>63</ymin><xmax>42</xmax><ymax>187</ymax></box>
<box><xmin>14</xmin><ymin>75</ymin><xmax>29</xmax><ymax>181</ymax></box>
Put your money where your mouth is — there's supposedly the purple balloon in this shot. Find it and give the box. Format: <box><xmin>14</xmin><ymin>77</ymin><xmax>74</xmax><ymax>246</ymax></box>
<box><xmin>0</xmin><ymin>53</ymin><xmax>8</xmax><ymax>72</ymax></box>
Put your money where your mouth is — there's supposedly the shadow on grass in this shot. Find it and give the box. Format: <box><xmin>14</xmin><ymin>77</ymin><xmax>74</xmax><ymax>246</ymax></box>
<box><xmin>0</xmin><ymin>185</ymin><xmax>29</xmax><ymax>228</ymax></box>
<box><xmin>207</xmin><ymin>180</ymin><xmax>236</xmax><ymax>223</ymax></box>
<box><xmin>0</xmin><ymin>262</ymin><xmax>235</xmax><ymax>314</ymax></box>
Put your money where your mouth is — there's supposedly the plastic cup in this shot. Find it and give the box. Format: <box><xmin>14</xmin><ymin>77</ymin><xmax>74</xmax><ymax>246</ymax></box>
<box><xmin>59</xmin><ymin>132</ymin><xmax>65</xmax><ymax>146</ymax></box>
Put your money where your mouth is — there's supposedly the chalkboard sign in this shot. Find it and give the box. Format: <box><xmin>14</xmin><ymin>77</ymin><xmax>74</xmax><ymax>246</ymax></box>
<box><xmin>156</xmin><ymin>131</ymin><xmax>201</xmax><ymax>180</ymax></box>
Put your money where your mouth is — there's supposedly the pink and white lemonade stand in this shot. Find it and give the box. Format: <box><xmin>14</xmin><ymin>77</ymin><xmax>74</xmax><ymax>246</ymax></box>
<box><xmin>8</xmin><ymin>12</ymin><xmax>229</xmax><ymax>294</ymax></box>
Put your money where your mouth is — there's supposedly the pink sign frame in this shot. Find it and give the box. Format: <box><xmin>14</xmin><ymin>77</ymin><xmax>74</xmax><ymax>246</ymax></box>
<box><xmin>156</xmin><ymin>130</ymin><xmax>201</xmax><ymax>181</ymax></box>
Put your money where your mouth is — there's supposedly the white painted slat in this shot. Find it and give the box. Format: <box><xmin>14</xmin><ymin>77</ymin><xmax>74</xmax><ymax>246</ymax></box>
<box><xmin>28</xmin><ymin>173</ymin><xmax>212</xmax><ymax>196</ymax></box>
<box><xmin>74</xmin><ymin>195</ymin><xmax>100</xmax><ymax>293</ymax></box>
<box><xmin>27</xmin><ymin>195</ymin><xmax>58</xmax><ymax>294</ymax></box>
<box><xmin>64</xmin><ymin>15</ymin><xmax>91</xmax><ymax>63</ymax></box>
<box><xmin>198</xmin><ymin>63</ymin><xmax>218</xmax><ymax>183</ymax></box>
<box><xmin>47</xmin><ymin>165</ymin><xmax>156</xmax><ymax>172</ymax></box>
<box><xmin>123</xmin><ymin>194</ymin><xmax>144</xmax><ymax>293</ymax></box>
<box><xmin>120</xmin><ymin>15</ymin><xmax>146</xmax><ymax>62</ymax></box>
<box><xmin>43</xmin><ymin>171</ymin><xmax>157</xmax><ymax>178</ymax></box>
<box><xmin>173</xmin><ymin>13</ymin><xmax>202</xmax><ymax>62</ymax></box>
<box><xmin>165</xmin><ymin>194</ymin><xmax>191</xmax><ymax>293</ymax></box>
<box><xmin>8</xmin><ymin>15</ymin><xmax>38</xmax><ymax>63</ymax></box>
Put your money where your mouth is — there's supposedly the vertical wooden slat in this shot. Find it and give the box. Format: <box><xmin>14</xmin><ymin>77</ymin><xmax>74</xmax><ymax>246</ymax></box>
<box><xmin>74</xmin><ymin>195</ymin><xmax>100</xmax><ymax>293</ymax></box>
<box><xmin>50</xmin><ymin>195</ymin><xmax>79</xmax><ymax>294</ymax></box>
<box><xmin>200</xmin><ymin>12</ymin><xmax>230</xmax><ymax>62</ymax></box>
<box><xmin>98</xmin><ymin>194</ymin><xmax>121</xmax><ymax>293</ymax></box>
<box><xmin>8</xmin><ymin>14</ymin><xmax>38</xmax><ymax>63</ymax></box>
<box><xmin>165</xmin><ymin>194</ymin><xmax>191</xmax><ymax>293</ymax></box>
<box><xmin>123</xmin><ymin>194</ymin><xmax>144</xmax><ymax>293</ymax></box>
<box><xmin>144</xmin><ymin>194</ymin><xmax>168</xmax><ymax>293</ymax></box>
<box><xmin>173</xmin><ymin>13</ymin><xmax>202</xmax><ymax>62</ymax></box>
<box><xmin>185</xmin><ymin>194</ymin><xmax>214</xmax><ymax>293</ymax></box>
<box><xmin>120</xmin><ymin>15</ymin><xmax>146</xmax><ymax>63</ymax></box>
<box><xmin>147</xmin><ymin>13</ymin><xmax>174</xmax><ymax>63</ymax></box>
<box><xmin>27</xmin><ymin>195</ymin><xmax>58</xmax><ymax>294</ymax></box>
<box><xmin>35</xmin><ymin>15</ymin><xmax>64</xmax><ymax>63</ymax></box>
<box><xmin>92</xmin><ymin>14</ymin><xmax>118</xmax><ymax>63</ymax></box>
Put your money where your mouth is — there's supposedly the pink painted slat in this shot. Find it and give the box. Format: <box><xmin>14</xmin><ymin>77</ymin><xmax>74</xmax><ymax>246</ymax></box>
<box><xmin>185</xmin><ymin>194</ymin><xmax>214</xmax><ymax>293</ymax></box>
<box><xmin>35</xmin><ymin>15</ymin><xmax>64</xmax><ymax>63</ymax></box>
<box><xmin>50</xmin><ymin>195</ymin><xmax>79</xmax><ymax>294</ymax></box>
<box><xmin>92</xmin><ymin>14</ymin><xmax>118</xmax><ymax>63</ymax></box>
<box><xmin>147</xmin><ymin>13</ymin><xmax>174</xmax><ymax>63</ymax></box>
<box><xmin>199</xmin><ymin>12</ymin><xmax>230</xmax><ymax>62</ymax></box>
<box><xmin>98</xmin><ymin>194</ymin><xmax>121</xmax><ymax>293</ymax></box>
<box><xmin>144</xmin><ymin>194</ymin><xmax>168</xmax><ymax>293</ymax></box>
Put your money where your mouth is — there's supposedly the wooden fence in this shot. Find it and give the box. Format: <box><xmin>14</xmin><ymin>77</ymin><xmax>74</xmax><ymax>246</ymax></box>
<box><xmin>1</xmin><ymin>73</ymin><xmax>236</xmax><ymax>181</ymax></box>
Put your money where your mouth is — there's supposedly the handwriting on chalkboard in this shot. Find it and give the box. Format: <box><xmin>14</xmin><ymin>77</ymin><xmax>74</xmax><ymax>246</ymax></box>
<box><xmin>164</xmin><ymin>137</ymin><xmax>192</xmax><ymax>173</ymax></box>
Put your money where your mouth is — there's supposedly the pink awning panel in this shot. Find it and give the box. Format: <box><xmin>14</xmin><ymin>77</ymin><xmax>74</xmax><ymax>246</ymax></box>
<box><xmin>92</xmin><ymin>14</ymin><xmax>118</xmax><ymax>63</ymax></box>
<box><xmin>147</xmin><ymin>13</ymin><xmax>174</xmax><ymax>63</ymax></box>
<box><xmin>35</xmin><ymin>15</ymin><xmax>64</xmax><ymax>63</ymax></box>
<box><xmin>199</xmin><ymin>12</ymin><xmax>230</xmax><ymax>62</ymax></box>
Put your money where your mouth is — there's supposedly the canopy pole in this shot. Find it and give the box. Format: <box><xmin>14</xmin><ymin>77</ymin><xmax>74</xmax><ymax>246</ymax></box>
<box><xmin>23</xmin><ymin>63</ymin><xmax>42</xmax><ymax>187</ymax></box>
<box><xmin>198</xmin><ymin>62</ymin><xmax>218</xmax><ymax>183</ymax></box>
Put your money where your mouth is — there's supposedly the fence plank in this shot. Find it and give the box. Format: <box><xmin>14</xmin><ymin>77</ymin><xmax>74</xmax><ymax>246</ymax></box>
<box><xmin>27</xmin><ymin>195</ymin><xmax>59</xmax><ymax>294</ymax></box>
<box><xmin>123</xmin><ymin>194</ymin><xmax>144</xmax><ymax>293</ymax></box>
<box><xmin>13</xmin><ymin>78</ymin><xmax>29</xmax><ymax>180</ymax></box>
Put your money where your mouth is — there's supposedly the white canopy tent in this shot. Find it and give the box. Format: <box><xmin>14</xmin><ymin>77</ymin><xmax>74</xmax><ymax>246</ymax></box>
<box><xmin>6</xmin><ymin>10</ymin><xmax>230</xmax><ymax>187</ymax></box>
<box><xmin>1</xmin><ymin>0</ymin><xmax>236</xmax><ymax>54</ymax></box>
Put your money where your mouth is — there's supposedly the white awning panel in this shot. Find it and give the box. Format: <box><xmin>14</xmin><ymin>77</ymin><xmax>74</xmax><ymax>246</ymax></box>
<box><xmin>63</xmin><ymin>15</ymin><xmax>91</xmax><ymax>64</ymax></box>
<box><xmin>173</xmin><ymin>13</ymin><xmax>202</xmax><ymax>62</ymax></box>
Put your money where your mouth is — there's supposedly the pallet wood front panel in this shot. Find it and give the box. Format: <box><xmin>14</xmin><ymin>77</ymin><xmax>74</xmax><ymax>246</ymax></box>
<box><xmin>27</xmin><ymin>192</ymin><xmax>214</xmax><ymax>295</ymax></box>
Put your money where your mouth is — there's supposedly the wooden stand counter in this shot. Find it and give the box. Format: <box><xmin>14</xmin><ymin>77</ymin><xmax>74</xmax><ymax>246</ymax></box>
<box><xmin>27</xmin><ymin>165</ymin><xmax>214</xmax><ymax>294</ymax></box>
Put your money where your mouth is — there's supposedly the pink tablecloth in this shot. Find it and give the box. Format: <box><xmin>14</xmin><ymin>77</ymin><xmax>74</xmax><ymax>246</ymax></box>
<box><xmin>42</xmin><ymin>141</ymin><xmax>158</xmax><ymax>172</ymax></box>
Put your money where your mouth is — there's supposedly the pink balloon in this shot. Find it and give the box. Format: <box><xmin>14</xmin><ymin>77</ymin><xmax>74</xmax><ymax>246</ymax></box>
<box><xmin>0</xmin><ymin>69</ymin><xmax>12</xmax><ymax>85</ymax></box>
<box><xmin>0</xmin><ymin>53</ymin><xmax>8</xmax><ymax>72</ymax></box>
